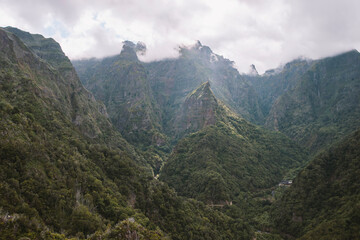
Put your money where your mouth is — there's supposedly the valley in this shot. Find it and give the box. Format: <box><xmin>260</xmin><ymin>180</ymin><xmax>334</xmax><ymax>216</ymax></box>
<box><xmin>0</xmin><ymin>27</ymin><xmax>359</xmax><ymax>240</ymax></box>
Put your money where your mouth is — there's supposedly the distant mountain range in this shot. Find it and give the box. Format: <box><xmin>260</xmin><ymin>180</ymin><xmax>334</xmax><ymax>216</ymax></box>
<box><xmin>1</xmin><ymin>26</ymin><xmax>359</xmax><ymax>239</ymax></box>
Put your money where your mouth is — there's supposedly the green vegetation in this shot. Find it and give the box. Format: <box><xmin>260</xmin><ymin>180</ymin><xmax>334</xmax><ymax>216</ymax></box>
<box><xmin>145</xmin><ymin>41</ymin><xmax>263</xmax><ymax>126</ymax></box>
<box><xmin>247</xmin><ymin>58</ymin><xmax>313</xmax><ymax>117</ymax></box>
<box><xmin>0</xmin><ymin>28</ymin><xmax>252</xmax><ymax>239</ymax></box>
<box><xmin>73</xmin><ymin>42</ymin><xmax>168</xmax><ymax>173</ymax></box>
<box><xmin>2</xmin><ymin>26</ymin><xmax>360</xmax><ymax>239</ymax></box>
<box><xmin>264</xmin><ymin>50</ymin><xmax>360</xmax><ymax>155</ymax></box>
<box><xmin>160</xmin><ymin>82</ymin><xmax>308</xmax><ymax>203</ymax></box>
<box><xmin>271</xmin><ymin>129</ymin><xmax>360</xmax><ymax>239</ymax></box>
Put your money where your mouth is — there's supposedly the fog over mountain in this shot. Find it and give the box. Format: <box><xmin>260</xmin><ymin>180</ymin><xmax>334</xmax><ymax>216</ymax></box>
<box><xmin>1</xmin><ymin>0</ymin><xmax>360</xmax><ymax>73</ymax></box>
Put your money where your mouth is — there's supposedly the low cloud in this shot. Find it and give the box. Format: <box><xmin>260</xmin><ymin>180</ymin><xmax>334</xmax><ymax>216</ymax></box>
<box><xmin>1</xmin><ymin>0</ymin><xmax>359</xmax><ymax>73</ymax></box>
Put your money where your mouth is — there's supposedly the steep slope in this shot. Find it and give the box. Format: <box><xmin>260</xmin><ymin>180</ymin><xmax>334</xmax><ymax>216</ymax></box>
<box><xmin>73</xmin><ymin>42</ymin><xmax>168</xmax><ymax>171</ymax></box>
<box><xmin>265</xmin><ymin>50</ymin><xmax>360</xmax><ymax>154</ymax></box>
<box><xmin>73</xmin><ymin>42</ymin><xmax>165</xmax><ymax>147</ymax></box>
<box><xmin>272</xmin><ymin>129</ymin><xmax>360</xmax><ymax>239</ymax></box>
<box><xmin>173</xmin><ymin>81</ymin><xmax>219</xmax><ymax>137</ymax></box>
<box><xmin>160</xmin><ymin>82</ymin><xmax>308</xmax><ymax>204</ymax></box>
<box><xmin>4</xmin><ymin>27</ymin><xmax>116</xmax><ymax>140</ymax></box>
<box><xmin>0</xmin><ymin>28</ymin><xmax>252</xmax><ymax>239</ymax></box>
<box><xmin>146</xmin><ymin>41</ymin><xmax>264</xmax><ymax>127</ymax></box>
<box><xmin>246</xmin><ymin>58</ymin><xmax>313</xmax><ymax>116</ymax></box>
<box><xmin>74</xmin><ymin>41</ymin><xmax>264</xmax><ymax>169</ymax></box>
<box><xmin>0</xmin><ymin>26</ymin><xmax>149</xmax><ymax>238</ymax></box>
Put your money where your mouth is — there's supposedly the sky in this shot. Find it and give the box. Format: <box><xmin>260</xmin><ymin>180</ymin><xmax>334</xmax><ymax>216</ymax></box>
<box><xmin>1</xmin><ymin>0</ymin><xmax>359</xmax><ymax>73</ymax></box>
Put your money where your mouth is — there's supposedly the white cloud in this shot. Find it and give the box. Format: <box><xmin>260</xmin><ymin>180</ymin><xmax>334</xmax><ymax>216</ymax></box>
<box><xmin>1</xmin><ymin>0</ymin><xmax>359</xmax><ymax>73</ymax></box>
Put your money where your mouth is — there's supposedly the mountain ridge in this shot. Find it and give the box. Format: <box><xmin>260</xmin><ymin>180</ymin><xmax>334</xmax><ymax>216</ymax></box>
<box><xmin>0</xmin><ymin>26</ymin><xmax>254</xmax><ymax>239</ymax></box>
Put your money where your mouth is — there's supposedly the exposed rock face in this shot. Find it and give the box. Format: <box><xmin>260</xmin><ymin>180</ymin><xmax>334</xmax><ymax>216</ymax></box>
<box><xmin>160</xmin><ymin>82</ymin><xmax>308</xmax><ymax>204</ymax></box>
<box><xmin>246</xmin><ymin>58</ymin><xmax>313</xmax><ymax>117</ymax></box>
<box><xmin>74</xmin><ymin>41</ymin><xmax>264</xmax><ymax>143</ymax></box>
<box><xmin>146</xmin><ymin>41</ymin><xmax>264</xmax><ymax>126</ymax></box>
<box><xmin>73</xmin><ymin>42</ymin><xmax>166</xmax><ymax>147</ymax></box>
<box><xmin>248</xmin><ymin>64</ymin><xmax>259</xmax><ymax>76</ymax></box>
<box><xmin>2</xmin><ymin>27</ymin><xmax>114</xmax><ymax>139</ymax></box>
<box><xmin>175</xmin><ymin>81</ymin><xmax>218</xmax><ymax>136</ymax></box>
<box><xmin>265</xmin><ymin>50</ymin><xmax>360</xmax><ymax>154</ymax></box>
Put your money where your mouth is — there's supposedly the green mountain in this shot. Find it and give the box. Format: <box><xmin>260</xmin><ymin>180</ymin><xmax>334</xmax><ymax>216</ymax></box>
<box><xmin>74</xmin><ymin>41</ymin><xmax>265</xmax><ymax>172</ymax></box>
<box><xmin>160</xmin><ymin>82</ymin><xmax>308</xmax><ymax>204</ymax></box>
<box><xmin>246</xmin><ymin>58</ymin><xmax>313</xmax><ymax>117</ymax></box>
<box><xmin>265</xmin><ymin>50</ymin><xmax>360</xmax><ymax>154</ymax></box>
<box><xmin>0</xmin><ymin>27</ymin><xmax>252</xmax><ymax>239</ymax></box>
<box><xmin>146</xmin><ymin>41</ymin><xmax>264</xmax><ymax>126</ymax></box>
<box><xmin>3</xmin><ymin>27</ymin><xmax>116</xmax><ymax>140</ymax></box>
<box><xmin>73</xmin><ymin>41</ymin><xmax>165</xmax><ymax>147</ymax></box>
<box><xmin>271</xmin><ymin>129</ymin><xmax>360</xmax><ymax>239</ymax></box>
<box><xmin>173</xmin><ymin>81</ymin><xmax>218</xmax><ymax>137</ymax></box>
<box><xmin>4</xmin><ymin>25</ymin><xmax>359</xmax><ymax>239</ymax></box>
<box><xmin>73</xmin><ymin>42</ymin><xmax>168</xmax><ymax>172</ymax></box>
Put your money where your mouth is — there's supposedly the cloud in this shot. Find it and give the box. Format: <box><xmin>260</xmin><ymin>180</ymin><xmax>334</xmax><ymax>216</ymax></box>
<box><xmin>1</xmin><ymin>0</ymin><xmax>359</xmax><ymax>73</ymax></box>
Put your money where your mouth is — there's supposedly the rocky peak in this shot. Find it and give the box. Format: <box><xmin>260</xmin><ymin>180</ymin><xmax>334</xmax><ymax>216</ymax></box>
<box><xmin>120</xmin><ymin>41</ymin><xmax>139</xmax><ymax>61</ymax></box>
<box><xmin>248</xmin><ymin>64</ymin><xmax>259</xmax><ymax>76</ymax></box>
<box><xmin>5</xmin><ymin>26</ymin><xmax>73</xmax><ymax>71</ymax></box>
<box><xmin>174</xmin><ymin>81</ymin><xmax>219</xmax><ymax>136</ymax></box>
<box><xmin>179</xmin><ymin>40</ymin><xmax>214</xmax><ymax>61</ymax></box>
<box><xmin>194</xmin><ymin>40</ymin><xmax>202</xmax><ymax>49</ymax></box>
<box><xmin>119</xmin><ymin>41</ymin><xmax>147</xmax><ymax>61</ymax></box>
<box><xmin>188</xmin><ymin>81</ymin><xmax>215</xmax><ymax>100</ymax></box>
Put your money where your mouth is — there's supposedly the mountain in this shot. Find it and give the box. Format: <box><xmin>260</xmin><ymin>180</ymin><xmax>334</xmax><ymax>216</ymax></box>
<box><xmin>73</xmin><ymin>41</ymin><xmax>165</xmax><ymax>147</ymax></box>
<box><xmin>265</xmin><ymin>50</ymin><xmax>360</xmax><ymax>154</ymax></box>
<box><xmin>246</xmin><ymin>58</ymin><xmax>313</xmax><ymax>116</ymax></box>
<box><xmin>0</xmin><ymin>26</ymin><xmax>148</xmax><ymax>237</ymax></box>
<box><xmin>4</xmin><ymin>24</ymin><xmax>359</xmax><ymax>239</ymax></box>
<box><xmin>73</xmin><ymin>42</ymin><xmax>168</xmax><ymax>172</ymax></box>
<box><xmin>271</xmin><ymin>129</ymin><xmax>360</xmax><ymax>239</ymax></box>
<box><xmin>145</xmin><ymin>41</ymin><xmax>264</xmax><ymax>127</ymax></box>
<box><xmin>160</xmin><ymin>82</ymin><xmax>308</xmax><ymax>204</ymax></box>
<box><xmin>0</xmin><ymin>27</ymin><xmax>252</xmax><ymax>239</ymax></box>
<box><xmin>173</xmin><ymin>81</ymin><xmax>218</xmax><ymax>137</ymax></box>
<box><xmin>74</xmin><ymin>41</ymin><xmax>265</xmax><ymax>171</ymax></box>
<box><xmin>3</xmin><ymin>26</ymin><xmax>117</xmax><ymax>140</ymax></box>
<box><xmin>247</xmin><ymin>64</ymin><xmax>259</xmax><ymax>76</ymax></box>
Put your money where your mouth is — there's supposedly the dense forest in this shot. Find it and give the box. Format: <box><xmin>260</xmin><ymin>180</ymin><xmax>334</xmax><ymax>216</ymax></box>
<box><xmin>1</xmin><ymin>26</ymin><xmax>359</xmax><ymax>239</ymax></box>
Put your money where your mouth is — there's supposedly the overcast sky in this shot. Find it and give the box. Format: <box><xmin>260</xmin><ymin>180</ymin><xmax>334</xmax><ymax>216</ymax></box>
<box><xmin>1</xmin><ymin>0</ymin><xmax>359</xmax><ymax>73</ymax></box>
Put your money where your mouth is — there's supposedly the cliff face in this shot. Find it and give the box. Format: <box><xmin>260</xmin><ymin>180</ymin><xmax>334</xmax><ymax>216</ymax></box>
<box><xmin>1</xmin><ymin>28</ymin><xmax>251</xmax><ymax>239</ymax></box>
<box><xmin>146</xmin><ymin>41</ymin><xmax>264</xmax><ymax>127</ymax></box>
<box><xmin>73</xmin><ymin>42</ymin><xmax>167</xmax><ymax>148</ymax></box>
<box><xmin>2</xmin><ymin>27</ymin><xmax>118</xmax><ymax>140</ymax></box>
<box><xmin>160</xmin><ymin>81</ymin><xmax>308</xmax><ymax>204</ymax></box>
<box><xmin>0</xmin><ymin>27</ymin><xmax>145</xmax><ymax>237</ymax></box>
<box><xmin>174</xmin><ymin>81</ymin><xmax>218</xmax><ymax>136</ymax></box>
<box><xmin>246</xmin><ymin>58</ymin><xmax>313</xmax><ymax>116</ymax></box>
<box><xmin>265</xmin><ymin>50</ymin><xmax>360</xmax><ymax>154</ymax></box>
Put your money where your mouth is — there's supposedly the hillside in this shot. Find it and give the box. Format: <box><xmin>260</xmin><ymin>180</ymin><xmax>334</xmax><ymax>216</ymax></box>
<box><xmin>73</xmin><ymin>41</ymin><xmax>168</xmax><ymax>172</ymax></box>
<box><xmin>4</xmin><ymin>25</ymin><xmax>360</xmax><ymax>239</ymax></box>
<box><xmin>146</xmin><ymin>41</ymin><xmax>264</xmax><ymax>126</ymax></box>
<box><xmin>246</xmin><ymin>58</ymin><xmax>313</xmax><ymax>116</ymax></box>
<box><xmin>271</xmin><ymin>129</ymin><xmax>360</xmax><ymax>239</ymax></box>
<box><xmin>0</xmin><ymin>28</ymin><xmax>252</xmax><ymax>239</ymax></box>
<box><xmin>265</xmin><ymin>50</ymin><xmax>360</xmax><ymax>154</ymax></box>
<box><xmin>160</xmin><ymin>82</ymin><xmax>308</xmax><ymax>204</ymax></box>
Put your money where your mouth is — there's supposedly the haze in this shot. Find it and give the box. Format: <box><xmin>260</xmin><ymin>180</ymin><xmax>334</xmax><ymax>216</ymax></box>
<box><xmin>1</xmin><ymin>0</ymin><xmax>359</xmax><ymax>73</ymax></box>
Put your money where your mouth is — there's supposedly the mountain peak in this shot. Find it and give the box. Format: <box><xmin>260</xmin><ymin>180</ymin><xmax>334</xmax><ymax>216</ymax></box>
<box><xmin>248</xmin><ymin>64</ymin><xmax>259</xmax><ymax>76</ymax></box>
<box><xmin>195</xmin><ymin>40</ymin><xmax>202</xmax><ymax>48</ymax></box>
<box><xmin>174</xmin><ymin>82</ymin><xmax>218</xmax><ymax>136</ymax></box>
<box><xmin>119</xmin><ymin>41</ymin><xmax>147</xmax><ymax>61</ymax></box>
<box><xmin>120</xmin><ymin>41</ymin><xmax>139</xmax><ymax>61</ymax></box>
<box><xmin>188</xmin><ymin>81</ymin><xmax>214</xmax><ymax>100</ymax></box>
<box><xmin>4</xmin><ymin>26</ymin><xmax>73</xmax><ymax>71</ymax></box>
